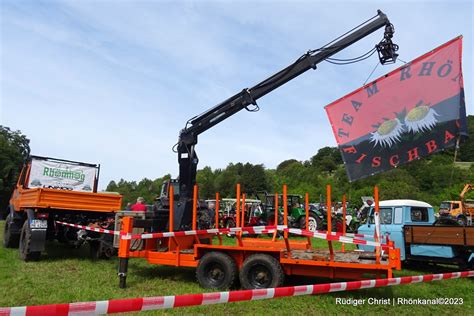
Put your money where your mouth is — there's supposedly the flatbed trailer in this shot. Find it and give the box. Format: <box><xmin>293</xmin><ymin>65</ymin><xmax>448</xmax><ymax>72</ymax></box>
<box><xmin>117</xmin><ymin>185</ymin><xmax>401</xmax><ymax>290</ymax></box>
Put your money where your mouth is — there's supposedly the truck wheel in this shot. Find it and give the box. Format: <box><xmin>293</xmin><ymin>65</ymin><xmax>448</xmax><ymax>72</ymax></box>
<box><xmin>299</xmin><ymin>214</ymin><xmax>320</xmax><ymax>232</ymax></box>
<box><xmin>239</xmin><ymin>254</ymin><xmax>284</xmax><ymax>289</ymax></box>
<box><xmin>457</xmin><ymin>216</ymin><xmax>467</xmax><ymax>226</ymax></box>
<box><xmin>3</xmin><ymin>214</ymin><xmax>21</xmax><ymax>248</ymax></box>
<box><xmin>89</xmin><ymin>239</ymin><xmax>115</xmax><ymax>260</ymax></box>
<box><xmin>19</xmin><ymin>221</ymin><xmax>41</xmax><ymax>261</ymax></box>
<box><xmin>196</xmin><ymin>252</ymin><xmax>237</xmax><ymax>290</ymax></box>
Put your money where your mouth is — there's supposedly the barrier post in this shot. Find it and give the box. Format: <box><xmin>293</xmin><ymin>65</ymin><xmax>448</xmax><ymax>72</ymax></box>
<box><xmin>342</xmin><ymin>194</ymin><xmax>346</xmax><ymax>252</ymax></box>
<box><xmin>272</xmin><ymin>193</ymin><xmax>279</xmax><ymax>242</ymax></box>
<box><xmin>305</xmin><ymin>192</ymin><xmax>312</xmax><ymax>250</ymax></box>
<box><xmin>216</xmin><ymin>192</ymin><xmax>222</xmax><ymax>245</ymax></box>
<box><xmin>327</xmin><ymin>184</ymin><xmax>334</xmax><ymax>261</ymax></box>
<box><xmin>118</xmin><ymin>216</ymin><xmax>133</xmax><ymax>289</ymax></box>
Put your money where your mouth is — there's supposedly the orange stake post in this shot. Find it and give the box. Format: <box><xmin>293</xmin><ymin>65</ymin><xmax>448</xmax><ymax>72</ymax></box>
<box><xmin>236</xmin><ymin>184</ymin><xmax>241</xmax><ymax>228</ymax></box>
<box><xmin>235</xmin><ymin>184</ymin><xmax>243</xmax><ymax>246</ymax></box>
<box><xmin>215</xmin><ymin>192</ymin><xmax>222</xmax><ymax>245</ymax></box>
<box><xmin>272</xmin><ymin>193</ymin><xmax>279</xmax><ymax>242</ymax></box>
<box><xmin>342</xmin><ymin>194</ymin><xmax>346</xmax><ymax>252</ymax></box>
<box><xmin>215</xmin><ymin>192</ymin><xmax>220</xmax><ymax>229</ymax></box>
<box><xmin>192</xmin><ymin>185</ymin><xmax>198</xmax><ymax>231</ymax></box>
<box><xmin>283</xmin><ymin>185</ymin><xmax>290</xmax><ymax>251</ymax></box>
<box><xmin>327</xmin><ymin>184</ymin><xmax>334</xmax><ymax>261</ymax></box>
<box><xmin>169</xmin><ymin>186</ymin><xmax>174</xmax><ymax>232</ymax></box>
<box><xmin>241</xmin><ymin>194</ymin><xmax>246</xmax><ymax>227</ymax></box>
<box><xmin>305</xmin><ymin>192</ymin><xmax>312</xmax><ymax>250</ymax></box>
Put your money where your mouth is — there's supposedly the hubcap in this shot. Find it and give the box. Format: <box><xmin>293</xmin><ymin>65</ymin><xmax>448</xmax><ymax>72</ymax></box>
<box><xmin>206</xmin><ymin>263</ymin><xmax>225</xmax><ymax>286</ymax></box>
<box><xmin>249</xmin><ymin>264</ymin><xmax>272</xmax><ymax>288</ymax></box>
<box><xmin>308</xmin><ymin>217</ymin><xmax>317</xmax><ymax>232</ymax></box>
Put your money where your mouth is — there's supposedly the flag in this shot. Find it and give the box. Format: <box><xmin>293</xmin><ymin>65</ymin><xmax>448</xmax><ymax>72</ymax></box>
<box><xmin>325</xmin><ymin>36</ymin><xmax>467</xmax><ymax>182</ymax></box>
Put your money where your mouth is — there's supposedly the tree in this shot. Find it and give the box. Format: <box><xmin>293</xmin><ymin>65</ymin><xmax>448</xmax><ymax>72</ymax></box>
<box><xmin>0</xmin><ymin>126</ymin><xmax>30</xmax><ymax>218</ymax></box>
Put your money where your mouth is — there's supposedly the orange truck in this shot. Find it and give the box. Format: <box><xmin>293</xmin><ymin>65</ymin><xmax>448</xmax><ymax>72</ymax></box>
<box><xmin>439</xmin><ymin>184</ymin><xmax>474</xmax><ymax>226</ymax></box>
<box><xmin>3</xmin><ymin>156</ymin><xmax>122</xmax><ymax>261</ymax></box>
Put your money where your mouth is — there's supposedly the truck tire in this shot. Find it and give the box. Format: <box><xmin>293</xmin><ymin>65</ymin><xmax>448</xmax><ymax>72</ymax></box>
<box><xmin>3</xmin><ymin>214</ymin><xmax>21</xmax><ymax>248</ymax></box>
<box><xmin>239</xmin><ymin>254</ymin><xmax>284</xmax><ymax>289</ymax></box>
<box><xmin>456</xmin><ymin>216</ymin><xmax>467</xmax><ymax>226</ymax></box>
<box><xmin>196</xmin><ymin>252</ymin><xmax>237</xmax><ymax>290</ymax></box>
<box><xmin>299</xmin><ymin>214</ymin><xmax>321</xmax><ymax>232</ymax></box>
<box><xmin>19</xmin><ymin>221</ymin><xmax>41</xmax><ymax>261</ymax></box>
<box><xmin>89</xmin><ymin>239</ymin><xmax>115</xmax><ymax>260</ymax></box>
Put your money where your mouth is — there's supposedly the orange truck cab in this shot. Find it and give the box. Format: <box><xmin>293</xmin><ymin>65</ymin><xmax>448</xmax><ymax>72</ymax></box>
<box><xmin>3</xmin><ymin>156</ymin><xmax>122</xmax><ymax>261</ymax></box>
<box><xmin>439</xmin><ymin>184</ymin><xmax>474</xmax><ymax>226</ymax></box>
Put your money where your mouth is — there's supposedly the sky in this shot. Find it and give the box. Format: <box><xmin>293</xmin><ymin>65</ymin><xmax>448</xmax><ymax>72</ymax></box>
<box><xmin>1</xmin><ymin>0</ymin><xmax>473</xmax><ymax>189</ymax></box>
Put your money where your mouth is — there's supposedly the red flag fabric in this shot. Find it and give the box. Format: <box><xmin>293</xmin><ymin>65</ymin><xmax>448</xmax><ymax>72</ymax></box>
<box><xmin>325</xmin><ymin>36</ymin><xmax>467</xmax><ymax>182</ymax></box>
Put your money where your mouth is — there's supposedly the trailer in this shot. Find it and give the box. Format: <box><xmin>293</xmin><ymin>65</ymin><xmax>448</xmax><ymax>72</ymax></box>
<box><xmin>117</xmin><ymin>184</ymin><xmax>401</xmax><ymax>290</ymax></box>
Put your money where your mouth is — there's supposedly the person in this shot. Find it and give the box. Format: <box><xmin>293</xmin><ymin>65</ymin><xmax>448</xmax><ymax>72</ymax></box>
<box><xmin>131</xmin><ymin>197</ymin><xmax>147</xmax><ymax>212</ymax></box>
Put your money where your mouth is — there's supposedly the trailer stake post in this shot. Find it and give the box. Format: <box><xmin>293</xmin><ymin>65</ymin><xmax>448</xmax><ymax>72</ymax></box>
<box><xmin>327</xmin><ymin>185</ymin><xmax>334</xmax><ymax>261</ymax></box>
<box><xmin>305</xmin><ymin>192</ymin><xmax>312</xmax><ymax>250</ymax></box>
<box><xmin>272</xmin><ymin>193</ymin><xmax>279</xmax><ymax>242</ymax></box>
<box><xmin>118</xmin><ymin>216</ymin><xmax>133</xmax><ymax>289</ymax></box>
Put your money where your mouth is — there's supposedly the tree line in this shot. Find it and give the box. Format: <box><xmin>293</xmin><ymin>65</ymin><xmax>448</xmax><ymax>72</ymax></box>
<box><xmin>1</xmin><ymin>116</ymin><xmax>473</xmax><ymax>216</ymax></box>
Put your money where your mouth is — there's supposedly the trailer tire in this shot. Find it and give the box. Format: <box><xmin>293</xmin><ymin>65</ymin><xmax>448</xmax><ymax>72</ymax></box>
<box><xmin>19</xmin><ymin>221</ymin><xmax>41</xmax><ymax>261</ymax></box>
<box><xmin>4</xmin><ymin>214</ymin><xmax>21</xmax><ymax>248</ymax></box>
<box><xmin>239</xmin><ymin>254</ymin><xmax>284</xmax><ymax>289</ymax></box>
<box><xmin>196</xmin><ymin>252</ymin><xmax>237</xmax><ymax>290</ymax></box>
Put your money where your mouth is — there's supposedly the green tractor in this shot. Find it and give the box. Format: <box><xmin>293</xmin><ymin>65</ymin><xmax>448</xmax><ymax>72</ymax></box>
<box><xmin>256</xmin><ymin>192</ymin><xmax>322</xmax><ymax>232</ymax></box>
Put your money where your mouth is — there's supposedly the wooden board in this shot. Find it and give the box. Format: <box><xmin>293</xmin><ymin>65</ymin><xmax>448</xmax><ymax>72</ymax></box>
<box><xmin>404</xmin><ymin>226</ymin><xmax>470</xmax><ymax>246</ymax></box>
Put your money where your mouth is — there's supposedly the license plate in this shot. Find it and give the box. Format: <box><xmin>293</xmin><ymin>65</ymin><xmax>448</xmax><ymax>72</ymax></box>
<box><xmin>30</xmin><ymin>219</ymin><xmax>47</xmax><ymax>229</ymax></box>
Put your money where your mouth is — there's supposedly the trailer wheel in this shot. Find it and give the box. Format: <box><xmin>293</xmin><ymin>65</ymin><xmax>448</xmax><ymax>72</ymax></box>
<box><xmin>239</xmin><ymin>254</ymin><xmax>284</xmax><ymax>289</ymax></box>
<box><xmin>19</xmin><ymin>221</ymin><xmax>41</xmax><ymax>261</ymax></box>
<box><xmin>3</xmin><ymin>214</ymin><xmax>21</xmax><ymax>248</ymax></box>
<box><xmin>196</xmin><ymin>252</ymin><xmax>237</xmax><ymax>289</ymax></box>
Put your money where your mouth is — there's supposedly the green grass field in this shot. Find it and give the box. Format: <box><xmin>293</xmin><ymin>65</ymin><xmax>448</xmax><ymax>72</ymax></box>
<box><xmin>0</xmin><ymin>220</ymin><xmax>472</xmax><ymax>315</ymax></box>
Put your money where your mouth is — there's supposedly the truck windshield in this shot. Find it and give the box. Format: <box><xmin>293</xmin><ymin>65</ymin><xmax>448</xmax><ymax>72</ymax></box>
<box><xmin>439</xmin><ymin>202</ymin><xmax>451</xmax><ymax>210</ymax></box>
<box><xmin>369</xmin><ymin>207</ymin><xmax>393</xmax><ymax>224</ymax></box>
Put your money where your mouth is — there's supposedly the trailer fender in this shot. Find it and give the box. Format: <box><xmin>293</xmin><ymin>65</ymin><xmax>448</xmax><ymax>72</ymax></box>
<box><xmin>25</xmin><ymin>209</ymin><xmax>47</xmax><ymax>252</ymax></box>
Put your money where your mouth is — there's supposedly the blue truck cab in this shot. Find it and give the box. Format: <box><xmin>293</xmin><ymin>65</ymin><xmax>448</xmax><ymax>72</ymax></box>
<box><xmin>357</xmin><ymin>200</ymin><xmax>474</xmax><ymax>268</ymax></box>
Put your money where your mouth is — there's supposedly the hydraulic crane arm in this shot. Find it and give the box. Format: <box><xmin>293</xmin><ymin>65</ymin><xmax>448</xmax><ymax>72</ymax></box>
<box><xmin>170</xmin><ymin>10</ymin><xmax>398</xmax><ymax>230</ymax></box>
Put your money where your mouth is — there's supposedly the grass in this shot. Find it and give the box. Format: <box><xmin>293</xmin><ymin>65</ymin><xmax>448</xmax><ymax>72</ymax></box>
<box><xmin>0</xmin><ymin>220</ymin><xmax>472</xmax><ymax>315</ymax></box>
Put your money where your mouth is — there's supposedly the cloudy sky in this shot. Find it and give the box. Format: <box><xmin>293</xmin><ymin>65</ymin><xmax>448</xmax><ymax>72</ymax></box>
<box><xmin>1</xmin><ymin>0</ymin><xmax>472</xmax><ymax>189</ymax></box>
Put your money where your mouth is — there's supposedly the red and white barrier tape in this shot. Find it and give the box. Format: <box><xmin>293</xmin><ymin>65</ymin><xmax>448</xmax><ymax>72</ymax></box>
<box><xmin>122</xmin><ymin>225</ymin><xmax>287</xmax><ymax>240</ymax></box>
<box><xmin>286</xmin><ymin>228</ymin><xmax>393</xmax><ymax>249</ymax></box>
<box><xmin>55</xmin><ymin>220</ymin><xmax>387</xmax><ymax>247</ymax></box>
<box><xmin>54</xmin><ymin>221</ymin><xmax>285</xmax><ymax>240</ymax></box>
<box><xmin>1</xmin><ymin>271</ymin><xmax>472</xmax><ymax>315</ymax></box>
<box><xmin>55</xmin><ymin>221</ymin><xmax>125</xmax><ymax>236</ymax></box>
